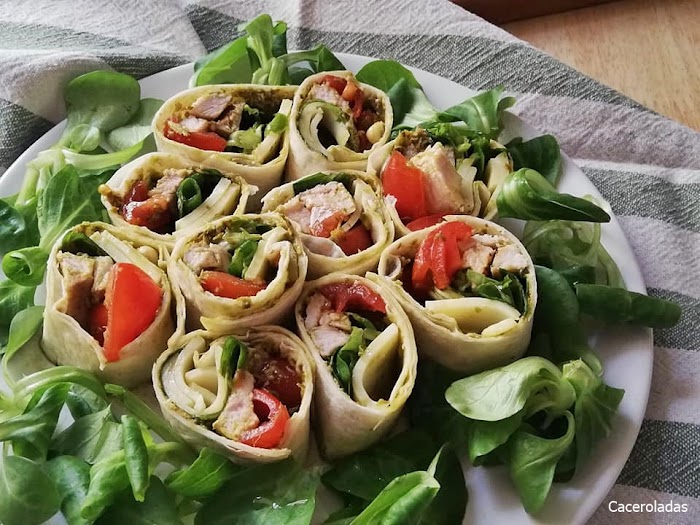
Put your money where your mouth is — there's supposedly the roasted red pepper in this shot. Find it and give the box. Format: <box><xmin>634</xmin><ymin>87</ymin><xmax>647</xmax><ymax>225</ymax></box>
<box><xmin>102</xmin><ymin>263</ymin><xmax>162</xmax><ymax>362</ymax></box>
<box><xmin>382</xmin><ymin>151</ymin><xmax>429</xmax><ymax>222</ymax></box>
<box><xmin>411</xmin><ymin>222</ymin><xmax>474</xmax><ymax>292</ymax></box>
<box><xmin>200</xmin><ymin>271</ymin><xmax>266</xmax><ymax>299</ymax></box>
<box><xmin>240</xmin><ymin>388</ymin><xmax>290</xmax><ymax>449</ymax></box>
<box><xmin>335</xmin><ymin>223</ymin><xmax>373</xmax><ymax>255</ymax></box>
<box><xmin>319</xmin><ymin>281</ymin><xmax>386</xmax><ymax>314</ymax></box>
<box><xmin>164</xmin><ymin>120</ymin><xmax>227</xmax><ymax>152</ymax></box>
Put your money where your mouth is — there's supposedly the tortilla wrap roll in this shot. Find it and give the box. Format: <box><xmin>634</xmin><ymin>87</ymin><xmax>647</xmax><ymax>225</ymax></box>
<box><xmin>153</xmin><ymin>84</ymin><xmax>296</xmax><ymax>209</ymax></box>
<box><xmin>169</xmin><ymin>213</ymin><xmax>308</xmax><ymax>332</ymax></box>
<box><xmin>99</xmin><ymin>152</ymin><xmax>253</xmax><ymax>248</ymax></box>
<box><xmin>153</xmin><ymin>326</ymin><xmax>314</xmax><ymax>464</ymax></box>
<box><xmin>285</xmin><ymin>71</ymin><xmax>392</xmax><ymax>180</ymax></box>
<box><xmin>261</xmin><ymin>171</ymin><xmax>395</xmax><ymax>278</ymax></box>
<box><xmin>295</xmin><ymin>273</ymin><xmax>417</xmax><ymax>459</ymax></box>
<box><xmin>42</xmin><ymin>222</ymin><xmax>174</xmax><ymax>387</ymax></box>
<box><xmin>367</xmin><ymin>127</ymin><xmax>512</xmax><ymax>237</ymax></box>
<box><xmin>377</xmin><ymin>216</ymin><xmax>536</xmax><ymax>374</ymax></box>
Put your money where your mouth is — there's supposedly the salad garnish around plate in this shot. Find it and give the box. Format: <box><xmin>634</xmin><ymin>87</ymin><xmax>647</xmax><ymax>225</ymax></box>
<box><xmin>0</xmin><ymin>13</ymin><xmax>682</xmax><ymax>525</ymax></box>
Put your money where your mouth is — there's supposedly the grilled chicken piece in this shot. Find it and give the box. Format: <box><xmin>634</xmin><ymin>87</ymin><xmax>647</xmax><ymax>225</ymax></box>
<box><xmin>180</xmin><ymin>116</ymin><xmax>211</xmax><ymax>133</ymax></box>
<box><xmin>91</xmin><ymin>256</ymin><xmax>114</xmax><ymax>303</ymax></box>
<box><xmin>409</xmin><ymin>144</ymin><xmax>467</xmax><ymax>215</ymax></box>
<box><xmin>305</xmin><ymin>291</ymin><xmax>352</xmax><ymax>357</ymax></box>
<box><xmin>190</xmin><ymin>93</ymin><xmax>232</xmax><ymax>120</ymax></box>
<box><xmin>213</xmin><ymin>102</ymin><xmax>245</xmax><ymax>136</ymax></box>
<box><xmin>148</xmin><ymin>168</ymin><xmax>188</xmax><ymax>211</ymax></box>
<box><xmin>491</xmin><ymin>244</ymin><xmax>529</xmax><ymax>278</ymax></box>
<box><xmin>57</xmin><ymin>253</ymin><xmax>96</xmax><ymax>328</ymax></box>
<box><xmin>281</xmin><ymin>182</ymin><xmax>356</xmax><ymax>238</ymax></box>
<box><xmin>184</xmin><ymin>243</ymin><xmax>231</xmax><ymax>274</ymax></box>
<box><xmin>212</xmin><ymin>369</ymin><xmax>259</xmax><ymax>441</ymax></box>
<box><xmin>461</xmin><ymin>243</ymin><xmax>496</xmax><ymax>275</ymax></box>
<box><xmin>309</xmin><ymin>84</ymin><xmax>351</xmax><ymax>112</ymax></box>
<box><xmin>310</xmin><ymin>325</ymin><xmax>351</xmax><ymax>358</ymax></box>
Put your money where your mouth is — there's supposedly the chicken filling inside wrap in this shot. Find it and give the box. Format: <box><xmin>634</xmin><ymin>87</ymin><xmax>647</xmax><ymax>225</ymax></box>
<box><xmin>54</xmin><ymin>231</ymin><xmax>164</xmax><ymax>362</ymax></box>
<box><xmin>162</xmin><ymin>335</ymin><xmax>303</xmax><ymax>449</ymax></box>
<box><xmin>164</xmin><ymin>90</ymin><xmax>290</xmax><ymax>158</ymax></box>
<box><xmin>393</xmin><ymin>222</ymin><xmax>530</xmax><ymax>333</ymax></box>
<box><xmin>299</xmin><ymin>75</ymin><xmax>385</xmax><ymax>155</ymax></box>
<box><xmin>302</xmin><ymin>281</ymin><xmax>400</xmax><ymax>400</ymax></box>
<box><xmin>182</xmin><ymin>217</ymin><xmax>295</xmax><ymax>301</ymax></box>
<box><xmin>280</xmin><ymin>174</ymin><xmax>375</xmax><ymax>257</ymax></box>
<box><xmin>381</xmin><ymin>126</ymin><xmax>512</xmax><ymax>229</ymax></box>
<box><xmin>101</xmin><ymin>167</ymin><xmax>231</xmax><ymax>234</ymax></box>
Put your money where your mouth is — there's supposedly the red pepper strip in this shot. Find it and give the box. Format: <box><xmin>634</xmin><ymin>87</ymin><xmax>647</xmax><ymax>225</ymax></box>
<box><xmin>382</xmin><ymin>151</ymin><xmax>428</xmax><ymax>222</ymax></box>
<box><xmin>335</xmin><ymin>223</ymin><xmax>373</xmax><ymax>255</ymax></box>
<box><xmin>411</xmin><ymin>222</ymin><xmax>474</xmax><ymax>292</ymax></box>
<box><xmin>406</xmin><ymin>215</ymin><xmax>446</xmax><ymax>232</ymax></box>
<box><xmin>164</xmin><ymin>120</ymin><xmax>227</xmax><ymax>152</ymax></box>
<box><xmin>103</xmin><ymin>263</ymin><xmax>162</xmax><ymax>362</ymax></box>
<box><xmin>319</xmin><ymin>281</ymin><xmax>386</xmax><ymax>314</ymax></box>
<box><xmin>240</xmin><ymin>388</ymin><xmax>290</xmax><ymax>449</ymax></box>
<box><xmin>322</xmin><ymin>75</ymin><xmax>347</xmax><ymax>94</ymax></box>
<box><xmin>200</xmin><ymin>271</ymin><xmax>266</xmax><ymax>299</ymax></box>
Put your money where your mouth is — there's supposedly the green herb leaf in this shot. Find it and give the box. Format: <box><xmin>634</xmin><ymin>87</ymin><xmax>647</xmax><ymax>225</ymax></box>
<box><xmin>3</xmin><ymin>305</ymin><xmax>43</xmax><ymax>362</ymax></box>
<box><xmin>2</xmin><ymin>246</ymin><xmax>49</xmax><ymax>286</ymax></box>
<box><xmin>441</xmin><ymin>87</ymin><xmax>515</xmax><ymax>140</ymax></box>
<box><xmin>177</xmin><ymin>177</ymin><xmax>203</xmax><ymax>218</ymax></box>
<box><xmin>497</xmin><ymin>168</ymin><xmax>611</xmax><ymax>222</ymax></box>
<box><xmin>507</xmin><ymin>135</ymin><xmax>562</xmax><ymax>186</ymax></box>
<box><xmin>194</xmin><ymin>459</ymin><xmax>320</xmax><ymax>525</ymax></box>
<box><xmin>562</xmin><ymin>360</ymin><xmax>624</xmax><ymax>467</ymax></box>
<box><xmin>219</xmin><ymin>337</ymin><xmax>249</xmax><ymax>380</ymax></box>
<box><xmin>106</xmin><ymin>98</ymin><xmax>163</xmax><ymax>151</ymax></box>
<box><xmin>0</xmin><ymin>281</ymin><xmax>36</xmax><ymax>347</ymax></box>
<box><xmin>575</xmin><ymin>283</ymin><xmax>682</xmax><ymax>328</ymax></box>
<box><xmin>98</xmin><ymin>477</ymin><xmax>183</xmax><ymax>525</ymax></box>
<box><xmin>508</xmin><ymin>411</ymin><xmax>575</xmax><ymax>513</ymax></box>
<box><xmin>192</xmin><ymin>36</ymin><xmax>253</xmax><ymax>87</ymax></box>
<box><xmin>51</xmin><ymin>407</ymin><xmax>123</xmax><ymax>464</ymax></box>
<box><xmin>292</xmin><ymin>172</ymin><xmax>354</xmax><ymax>194</ymax></box>
<box><xmin>61</xmin><ymin>231</ymin><xmax>108</xmax><ymax>257</ymax></box>
<box><xmin>62</xmin><ymin>70</ymin><xmax>141</xmax><ymax>141</ymax></box>
<box><xmin>0</xmin><ymin>455</ymin><xmax>61</xmax><ymax>525</ymax></box>
<box><xmin>166</xmin><ymin>448</ymin><xmax>240</xmax><ymax>499</ymax></box>
<box><xmin>0</xmin><ymin>383</ymin><xmax>70</xmax><ymax>460</ymax></box>
<box><xmin>45</xmin><ymin>455</ymin><xmax>92</xmax><ymax>525</ymax></box>
<box><xmin>445</xmin><ymin>356</ymin><xmax>575</xmax><ymax>422</ymax></box>
<box><xmin>533</xmin><ymin>266</ymin><xmax>603</xmax><ymax>374</ymax></box>
<box><xmin>349</xmin><ymin>471</ymin><xmax>440</xmax><ymax>525</ymax></box>
<box><xmin>228</xmin><ymin>239</ymin><xmax>259</xmax><ymax>278</ymax></box>
<box><xmin>121</xmin><ymin>415</ymin><xmax>150</xmax><ymax>502</ymax></box>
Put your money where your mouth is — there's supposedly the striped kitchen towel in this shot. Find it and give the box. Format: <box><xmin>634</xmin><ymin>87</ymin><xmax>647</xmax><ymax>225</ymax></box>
<box><xmin>0</xmin><ymin>0</ymin><xmax>697</xmax><ymax>523</ymax></box>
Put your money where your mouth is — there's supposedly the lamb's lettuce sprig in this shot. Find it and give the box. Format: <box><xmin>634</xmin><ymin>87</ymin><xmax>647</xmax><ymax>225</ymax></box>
<box><xmin>0</xmin><ymin>366</ymin><xmax>242</xmax><ymax>525</ymax></box>
<box><xmin>0</xmin><ymin>71</ymin><xmax>162</xmax><ymax>350</ymax></box>
<box><xmin>190</xmin><ymin>14</ymin><xmax>345</xmax><ymax>87</ymax></box>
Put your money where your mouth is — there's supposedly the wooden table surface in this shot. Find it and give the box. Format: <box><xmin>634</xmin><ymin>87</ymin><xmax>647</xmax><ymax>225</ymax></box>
<box><xmin>499</xmin><ymin>0</ymin><xmax>700</xmax><ymax>131</ymax></box>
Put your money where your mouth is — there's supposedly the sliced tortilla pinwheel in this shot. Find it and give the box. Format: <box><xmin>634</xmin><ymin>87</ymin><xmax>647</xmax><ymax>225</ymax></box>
<box><xmin>169</xmin><ymin>213</ymin><xmax>308</xmax><ymax>332</ymax></box>
<box><xmin>261</xmin><ymin>171</ymin><xmax>395</xmax><ymax>278</ymax></box>
<box><xmin>99</xmin><ymin>152</ymin><xmax>252</xmax><ymax>247</ymax></box>
<box><xmin>295</xmin><ymin>273</ymin><xmax>417</xmax><ymax>459</ymax></box>
<box><xmin>153</xmin><ymin>327</ymin><xmax>314</xmax><ymax>464</ymax></box>
<box><xmin>153</xmin><ymin>84</ymin><xmax>296</xmax><ymax>209</ymax></box>
<box><xmin>42</xmin><ymin>222</ymin><xmax>174</xmax><ymax>387</ymax></box>
<box><xmin>377</xmin><ymin>216</ymin><xmax>537</xmax><ymax>374</ymax></box>
<box><xmin>285</xmin><ymin>71</ymin><xmax>392</xmax><ymax>180</ymax></box>
<box><xmin>367</xmin><ymin>125</ymin><xmax>513</xmax><ymax>237</ymax></box>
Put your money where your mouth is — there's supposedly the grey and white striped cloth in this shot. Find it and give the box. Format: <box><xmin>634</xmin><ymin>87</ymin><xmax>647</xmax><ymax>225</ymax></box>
<box><xmin>1</xmin><ymin>1</ymin><xmax>697</xmax><ymax>523</ymax></box>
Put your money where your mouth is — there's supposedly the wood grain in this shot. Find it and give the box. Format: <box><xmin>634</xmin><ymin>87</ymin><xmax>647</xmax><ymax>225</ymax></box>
<box><xmin>451</xmin><ymin>0</ymin><xmax>615</xmax><ymax>24</ymax></box>
<box><xmin>502</xmin><ymin>0</ymin><xmax>700</xmax><ymax>131</ymax></box>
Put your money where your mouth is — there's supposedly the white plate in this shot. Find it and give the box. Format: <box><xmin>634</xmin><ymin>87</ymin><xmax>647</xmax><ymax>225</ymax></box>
<box><xmin>0</xmin><ymin>54</ymin><xmax>652</xmax><ymax>525</ymax></box>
